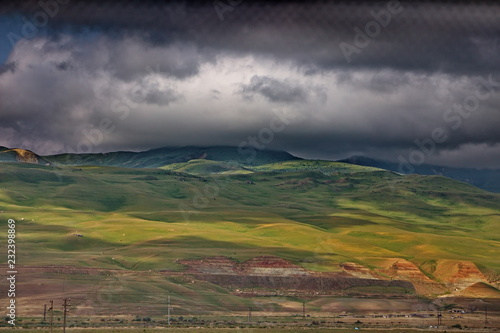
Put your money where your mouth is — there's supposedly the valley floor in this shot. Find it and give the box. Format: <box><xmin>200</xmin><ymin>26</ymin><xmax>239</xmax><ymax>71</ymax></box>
<box><xmin>3</xmin><ymin>265</ymin><xmax>500</xmax><ymax>331</ymax></box>
<box><xmin>1</xmin><ymin>314</ymin><xmax>499</xmax><ymax>332</ymax></box>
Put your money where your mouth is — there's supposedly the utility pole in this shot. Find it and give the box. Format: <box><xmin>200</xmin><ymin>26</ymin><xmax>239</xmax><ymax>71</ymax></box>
<box><xmin>62</xmin><ymin>298</ymin><xmax>71</xmax><ymax>333</ymax></box>
<box><xmin>248</xmin><ymin>307</ymin><xmax>252</xmax><ymax>323</ymax></box>
<box><xmin>167</xmin><ymin>295</ymin><xmax>171</xmax><ymax>326</ymax></box>
<box><xmin>485</xmin><ymin>306</ymin><xmax>488</xmax><ymax>325</ymax></box>
<box><xmin>48</xmin><ymin>300</ymin><xmax>54</xmax><ymax>333</ymax></box>
<box><xmin>43</xmin><ymin>304</ymin><xmax>47</xmax><ymax>321</ymax></box>
<box><xmin>302</xmin><ymin>301</ymin><xmax>306</xmax><ymax>319</ymax></box>
<box><xmin>437</xmin><ymin>309</ymin><xmax>442</xmax><ymax>327</ymax></box>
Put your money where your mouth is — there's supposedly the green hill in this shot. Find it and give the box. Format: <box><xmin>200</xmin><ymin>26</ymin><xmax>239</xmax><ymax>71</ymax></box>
<box><xmin>0</xmin><ymin>160</ymin><xmax>498</xmax><ymax>272</ymax></box>
<box><xmin>340</xmin><ymin>155</ymin><xmax>500</xmax><ymax>193</ymax></box>
<box><xmin>0</xmin><ymin>147</ymin><xmax>52</xmax><ymax>165</ymax></box>
<box><xmin>161</xmin><ymin>159</ymin><xmax>253</xmax><ymax>174</ymax></box>
<box><xmin>44</xmin><ymin>146</ymin><xmax>299</xmax><ymax>168</ymax></box>
<box><xmin>1</xmin><ymin>158</ymin><xmax>499</xmax><ymax>316</ymax></box>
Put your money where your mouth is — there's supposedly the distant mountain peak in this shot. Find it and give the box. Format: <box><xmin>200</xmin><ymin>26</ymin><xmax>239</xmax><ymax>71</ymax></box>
<box><xmin>339</xmin><ymin>155</ymin><xmax>500</xmax><ymax>193</ymax></box>
<box><xmin>341</xmin><ymin>155</ymin><xmax>384</xmax><ymax>164</ymax></box>
<box><xmin>42</xmin><ymin>145</ymin><xmax>299</xmax><ymax>169</ymax></box>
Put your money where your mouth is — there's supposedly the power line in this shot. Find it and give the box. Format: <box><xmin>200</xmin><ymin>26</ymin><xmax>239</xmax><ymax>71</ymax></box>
<box><xmin>48</xmin><ymin>300</ymin><xmax>54</xmax><ymax>333</ymax></box>
<box><xmin>167</xmin><ymin>295</ymin><xmax>171</xmax><ymax>326</ymax></box>
<box><xmin>62</xmin><ymin>298</ymin><xmax>71</xmax><ymax>333</ymax></box>
<box><xmin>34</xmin><ymin>291</ymin><xmax>299</xmax><ymax>297</ymax></box>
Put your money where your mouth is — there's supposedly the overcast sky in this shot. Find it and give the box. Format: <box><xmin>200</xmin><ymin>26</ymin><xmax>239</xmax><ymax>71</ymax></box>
<box><xmin>1</xmin><ymin>0</ymin><xmax>499</xmax><ymax>168</ymax></box>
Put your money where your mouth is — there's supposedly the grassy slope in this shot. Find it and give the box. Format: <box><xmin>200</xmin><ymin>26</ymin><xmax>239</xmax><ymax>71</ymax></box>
<box><xmin>340</xmin><ymin>155</ymin><xmax>500</xmax><ymax>193</ymax></box>
<box><xmin>45</xmin><ymin>146</ymin><xmax>299</xmax><ymax>168</ymax></box>
<box><xmin>0</xmin><ymin>160</ymin><xmax>498</xmax><ymax>278</ymax></box>
<box><xmin>161</xmin><ymin>159</ymin><xmax>253</xmax><ymax>175</ymax></box>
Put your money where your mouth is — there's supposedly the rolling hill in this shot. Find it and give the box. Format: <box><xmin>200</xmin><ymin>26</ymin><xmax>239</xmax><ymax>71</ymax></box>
<box><xmin>0</xmin><ymin>147</ymin><xmax>52</xmax><ymax>165</ymax></box>
<box><xmin>340</xmin><ymin>155</ymin><xmax>500</xmax><ymax>193</ymax></box>
<box><xmin>0</xmin><ymin>147</ymin><xmax>499</xmax><ymax>316</ymax></box>
<box><xmin>4</xmin><ymin>145</ymin><xmax>498</xmax><ymax>194</ymax></box>
<box><xmin>44</xmin><ymin>146</ymin><xmax>299</xmax><ymax>168</ymax></box>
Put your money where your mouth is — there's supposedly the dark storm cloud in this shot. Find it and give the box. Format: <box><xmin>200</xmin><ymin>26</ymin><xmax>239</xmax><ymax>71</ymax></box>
<box><xmin>1</xmin><ymin>1</ymin><xmax>500</xmax><ymax>168</ymax></box>
<box><xmin>103</xmin><ymin>41</ymin><xmax>206</xmax><ymax>81</ymax></box>
<box><xmin>0</xmin><ymin>61</ymin><xmax>15</xmax><ymax>74</ymax></box>
<box><xmin>241</xmin><ymin>75</ymin><xmax>309</xmax><ymax>104</ymax></box>
<box><xmin>4</xmin><ymin>1</ymin><xmax>500</xmax><ymax>75</ymax></box>
<box><xmin>129</xmin><ymin>77</ymin><xmax>181</xmax><ymax>106</ymax></box>
<box><xmin>336</xmin><ymin>70</ymin><xmax>412</xmax><ymax>94</ymax></box>
<box><xmin>54</xmin><ymin>60</ymin><xmax>71</xmax><ymax>71</ymax></box>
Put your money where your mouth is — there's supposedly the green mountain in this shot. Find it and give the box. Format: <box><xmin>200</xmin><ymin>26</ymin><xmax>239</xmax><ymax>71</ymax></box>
<box><xmin>5</xmin><ymin>145</ymin><xmax>498</xmax><ymax>194</ymax></box>
<box><xmin>340</xmin><ymin>155</ymin><xmax>500</xmax><ymax>193</ymax></box>
<box><xmin>45</xmin><ymin>146</ymin><xmax>299</xmax><ymax>168</ymax></box>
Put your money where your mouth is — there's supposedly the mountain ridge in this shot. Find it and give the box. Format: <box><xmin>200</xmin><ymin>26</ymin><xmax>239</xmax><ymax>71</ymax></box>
<box><xmin>1</xmin><ymin>145</ymin><xmax>499</xmax><ymax>193</ymax></box>
<box><xmin>339</xmin><ymin>155</ymin><xmax>500</xmax><ymax>193</ymax></box>
<box><xmin>44</xmin><ymin>145</ymin><xmax>300</xmax><ymax>168</ymax></box>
